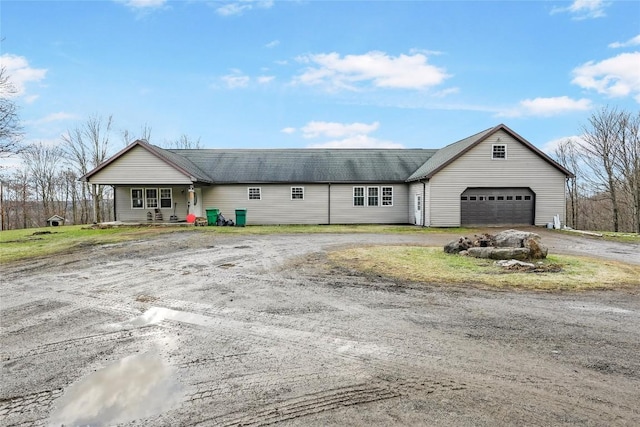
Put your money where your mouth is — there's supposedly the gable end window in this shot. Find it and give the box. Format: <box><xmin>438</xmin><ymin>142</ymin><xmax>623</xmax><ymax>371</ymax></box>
<box><xmin>382</xmin><ymin>186</ymin><xmax>393</xmax><ymax>206</ymax></box>
<box><xmin>353</xmin><ymin>187</ymin><xmax>365</xmax><ymax>206</ymax></box>
<box><xmin>291</xmin><ymin>187</ymin><xmax>304</xmax><ymax>200</ymax></box>
<box><xmin>492</xmin><ymin>144</ymin><xmax>507</xmax><ymax>159</ymax></box>
<box><xmin>248</xmin><ymin>187</ymin><xmax>261</xmax><ymax>200</ymax></box>
<box><xmin>131</xmin><ymin>188</ymin><xmax>144</xmax><ymax>209</ymax></box>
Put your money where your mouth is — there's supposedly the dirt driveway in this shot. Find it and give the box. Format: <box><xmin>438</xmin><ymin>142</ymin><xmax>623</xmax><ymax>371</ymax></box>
<box><xmin>1</xmin><ymin>229</ymin><xmax>639</xmax><ymax>426</ymax></box>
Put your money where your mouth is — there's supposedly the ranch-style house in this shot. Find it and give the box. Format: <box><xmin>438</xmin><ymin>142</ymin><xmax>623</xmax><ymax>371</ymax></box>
<box><xmin>81</xmin><ymin>123</ymin><xmax>573</xmax><ymax>227</ymax></box>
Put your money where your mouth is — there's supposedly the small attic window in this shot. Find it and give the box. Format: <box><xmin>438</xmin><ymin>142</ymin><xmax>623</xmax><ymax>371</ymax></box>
<box><xmin>492</xmin><ymin>144</ymin><xmax>506</xmax><ymax>159</ymax></box>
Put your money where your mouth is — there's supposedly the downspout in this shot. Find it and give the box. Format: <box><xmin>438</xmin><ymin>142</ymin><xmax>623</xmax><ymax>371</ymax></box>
<box><xmin>422</xmin><ymin>180</ymin><xmax>426</xmax><ymax>228</ymax></box>
<box><xmin>328</xmin><ymin>183</ymin><xmax>331</xmax><ymax>225</ymax></box>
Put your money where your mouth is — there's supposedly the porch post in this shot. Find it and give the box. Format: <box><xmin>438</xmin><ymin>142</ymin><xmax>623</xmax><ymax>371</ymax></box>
<box><xmin>93</xmin><ymin>184</ymin><xmax>100</xmax><ymax>224</ymax></box>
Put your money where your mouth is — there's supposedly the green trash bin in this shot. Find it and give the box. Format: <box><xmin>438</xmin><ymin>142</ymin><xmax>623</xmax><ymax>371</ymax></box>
<box><xmin>235</xmin><ymin>208</ymin><xmax>247</xmax><ymax>227</ymax></box>
<box><xmin>206</xmin><ymin>208</ymin><xmax>220</xmax><ymax>226</ymax></box>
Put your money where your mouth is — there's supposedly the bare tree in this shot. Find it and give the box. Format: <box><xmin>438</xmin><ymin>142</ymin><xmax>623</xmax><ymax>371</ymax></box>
<box><xmin>22</xmin><ymin>142</ymin><xmax>65</xmax><ymax>223</ymax></box>
<box><xmin>62</xmin><ymin>114</ymin><xmax>113</xmax><ymax>223</ymax></box>
<box><xmin>0</xmin><ymin>66</ymin><xmax>23</xmax><ymax>157</ymax></box>
<box><xmin>121</xmin><ymin>123</ymin><xmax>152</xmax><ymax>146</ymax></box>
<box><xmin>553</xmin><ymin>139</ymin><xmax>581</xmax><ymax>229</ymax></box>
<box><xmin>165</xmin><ymin>134</ymin><xmax>203</xmax><ymax>149</ymax></box>
<box><xmin>615</xmin><ymin>111</ymin><xmax>640</xmax><ymax>233</ymax></box>
<box><xmin>580</xmin><ymin>106</ymin><xmax>625</xmax><ymax>232</ymax></box>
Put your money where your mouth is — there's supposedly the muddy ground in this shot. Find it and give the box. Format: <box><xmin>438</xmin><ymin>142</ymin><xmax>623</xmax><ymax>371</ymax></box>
<box><xmin>1</xmin><ymin>228</ymin><xmax>639</xmax><ymax>426</ymax></box>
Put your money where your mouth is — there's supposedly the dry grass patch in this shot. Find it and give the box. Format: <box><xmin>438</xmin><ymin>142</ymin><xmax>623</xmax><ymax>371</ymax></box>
<box><xmin>328</xmin><ymin>245</ymin><xmax>640</xmax><ymax>291</ymax></box>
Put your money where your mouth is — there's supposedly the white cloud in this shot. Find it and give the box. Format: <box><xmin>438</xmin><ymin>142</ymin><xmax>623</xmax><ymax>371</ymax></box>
<box><xmin>500</xmin><ymin>96</ymin><xmax>593</xmax><ymax>117</ymax></box>
<box><xmin>215</xmin><ymin>0</ymin><xmax>273</xmax><ymax>16</ymax></box>
<box><xmin>551</xmin><ymin>0</ymin><xmax>610</xmax><ymax>20</ymax></box>
<box><xmin>0</xmin><ymin>54</ymin><xmax>47</xmax><ymax>98</ymax></box>
<box><xmin>32</xmin><ymin>112</ymin><xmax>79</xmax><ymax>124</ymax></box>
<box><xmin>572</xmin><ymin>52</ymin><xmax>640</xmax><ymax>102</ymax></box>
<box><xmin>118</xmin><ymin>0</ymin><xmax>167</xmax><ymax>8</ymax></box>
<box><xmin>307</xmin><ymin>134</ymin><xmax>404</xmax><ymax>149</ymax></box>
<box><xmin>609</xmin><ymin>34</ymin><xmax>640</xmax><ymax>49</ymax></box>
<box><xmin>265</xmin><ymin>40</ymin><xmax>280</xmax><ymax>49</ymax></box>
<box><xmin>294</xmin><ymin>51</ymin><xmax>450</xmax><ymax>91</ymax></box>
<box><xmin>281</xmin><ymin>127</ymin><xmax>296</xmax><ymax>134</ymax></box>
<box><xmin>257</xmin><ymin>75</ymin><xmax>275</xmax><ymax>84</ymax></box>
<box><xmin>301</xmin><ymin>121</ymin><xmax>380</xmax><ymax>139</ymax></box>
<box><xmin>295</xmin><ymin>120</ymin><xmax>402</xmax><ymax>148</ymax></box>
<box><xmin>221</xmin><ymin>71</ymin><xmax>250</xmax><ymax>88</ymax></box>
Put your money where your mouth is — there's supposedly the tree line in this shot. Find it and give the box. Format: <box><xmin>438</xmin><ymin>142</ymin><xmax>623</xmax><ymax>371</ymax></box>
<box><xmin>553</xmin><ymin>107</ymin><xmax>639</xmax><ymax>234</ymax></box>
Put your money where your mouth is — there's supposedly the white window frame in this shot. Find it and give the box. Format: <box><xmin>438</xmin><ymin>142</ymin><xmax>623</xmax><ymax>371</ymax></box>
<box><xmin>248</xmin><ymin>187</ymin><xmax>261</xmax><ymax>200</ymax></box>
<box><xmin>492</xmin><ymin>144</ymin><xmax>507</xmax><ymax>160</ymax></box>
<box><xmin>291</xmin><ymin>186</ymin><xmax>304</xmax><ymax>200</ymax></box>
<box><xmin>145</xmin><ymin>188</ymin><xmax>158</xmax><ymax>208</ymax></box>
<box><xmin>367</xmin><ymin>186</ymin><xmax>379</xmax><ymax>207</ymax></box>
<box><xmin>382</xmin><ymin>186</ymin><xmax>393</xmax><ymax>206</ymax></box>
<box><xmin>131</xmin><ymin>188</ymin><xmax>144</xmax><ymax>209</ymax></box>
<box><xmin>159</xmin><ymin>188</ymin><xmax>173</xmax><ymax>209</ymax></box>
<box><xmin>353</xmin><ymin>186</ymin><xmax>365</xmax><ymax>207</ymax></box>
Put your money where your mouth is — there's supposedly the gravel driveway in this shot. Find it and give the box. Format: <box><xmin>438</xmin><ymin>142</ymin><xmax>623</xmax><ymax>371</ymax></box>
<box><xmin>1</xmin><ymin>229</ymin><xmax>639</xmax><ymax>426</ymax></box>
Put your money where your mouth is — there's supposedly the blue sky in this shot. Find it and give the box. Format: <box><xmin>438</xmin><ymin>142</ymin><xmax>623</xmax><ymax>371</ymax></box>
<box><xmin>1</xmin><ymin>0</ymin><xmax>639</xmax><ymax>156</ymax></box>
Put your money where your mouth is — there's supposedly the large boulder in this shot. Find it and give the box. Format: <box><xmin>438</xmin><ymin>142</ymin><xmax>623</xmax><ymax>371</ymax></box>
<box><xmin>444</xmin><ymin>237</ymin><xmax>473</xmax><ymax>254</ymax></box>
<box><xmin>467</xmin><ymin>247</ymin><xmax>531</xmax><ymax>261</ymax></box>
<box><xmin>493</xmin><ymin>229</ymin><xmax>548</xmax><ymax>259</ymax></box>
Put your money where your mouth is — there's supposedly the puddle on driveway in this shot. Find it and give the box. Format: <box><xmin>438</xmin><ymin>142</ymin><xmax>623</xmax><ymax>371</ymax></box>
<box><xmin>128</xmin><ymin>306</ymin><xmax>215</xmax><ymax>327</ymax></box>
<box><xmin>49</xmin><ymin>351</ymin><xmax>182</xmax><ymax>427</ymax></box>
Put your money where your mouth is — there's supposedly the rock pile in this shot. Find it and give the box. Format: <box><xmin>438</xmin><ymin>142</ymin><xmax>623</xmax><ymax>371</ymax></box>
<box><xmin>444</xmin><ymin>229</ymin><xmax>548</xmax><ymax>260</ymax></box>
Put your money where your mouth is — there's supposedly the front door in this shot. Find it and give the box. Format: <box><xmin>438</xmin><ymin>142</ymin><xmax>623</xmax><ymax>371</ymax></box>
<box><xmin>193</xmin><ymin>188</ymin><xmax>202</xmax><ymax>217</ymax></box>
<box><xmin>187</xmin><ymin>188</ymin><xmax>203</xmax><ymax>218</ymax></box>
<box><xmin>414</xmin><ymin>194</ymin><xmax>422</xmax><ymax>226</ymax></box>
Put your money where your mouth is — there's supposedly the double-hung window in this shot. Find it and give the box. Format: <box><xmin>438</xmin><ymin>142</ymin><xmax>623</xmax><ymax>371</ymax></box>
<box><xmin>291</xmin><ymin>187</ymin><xmax>304</xmax><ymax>200</ymax></box>
<box><xmin>248</xmin><ymin>187</ymin><xmax>261</xmax><ymax>200</ymax></box>
<box><xmin>131</xmin><ymin>188</ymin><xmax>144</xmax><ymax>209</ymax></box>
<box><xmin>160</xmin><ymin>188</ymin><xmax>173</xmax><ymax>208</ymax></box>
<box><xmin>145</xmin><ymin>188</ymin><xmax>158</xmax><ymax>208</ymax></box>
<box><xmin>382</xmin><ymin>186</ymin><xmax>393</xmax><ymax>206</ymax></box>
<box><xmin>353</xmin><ymin>187</ymin><xmax>365</xmax><ymax>206</ymax></box>
<box><xmin>492</xmin><ymin>144</ymin><xmax>506</xmax><ymax>159</ymax></box>
<box><xmin>367</xmin><ymin>187</ymin><xmax>379</xmax><ymax>206</ymax></box>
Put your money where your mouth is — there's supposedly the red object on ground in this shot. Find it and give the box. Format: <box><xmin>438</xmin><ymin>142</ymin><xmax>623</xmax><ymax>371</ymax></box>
<box><xmin>186</xmin><ymin>214</ymin><xmax>196</xmax><ymax>223</ymax></box>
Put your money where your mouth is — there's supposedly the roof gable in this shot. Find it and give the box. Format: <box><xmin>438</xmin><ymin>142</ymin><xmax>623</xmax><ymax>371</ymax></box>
<box><xmin>407</xmin><ymin>124</ymin><xmax>573</xmax><ymax>181</ymax></box>
<box><xmin>82</xmin><ymin>140</ymin><xmax>213</xmax><ymax>183</ymax></box>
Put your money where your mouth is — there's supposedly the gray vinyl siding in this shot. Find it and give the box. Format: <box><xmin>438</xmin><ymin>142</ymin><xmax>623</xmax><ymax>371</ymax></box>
<box><xmin>202</xmin><ymin>183</ymin><xmax>410</xmax><ymax>225</ymax></box>
<box><xmin>114</xmin><ymin>185</ymin><xmax>189</xmax><ymax>222</ymax></box>
<box><xmin>428</xmin><ymin>130</ymin><xmax>566</xmax><ymax>227</ymax></box>
<box><xmin>329</xmin><ymin>184</ymin><xmax>409</xmax><ymax>224</ymax></box>
<box><xmin>89</xmin><ymin>145</ymin><xmax>193</xmax><ymax>185</ymax></box>
<box><xmin>204</xmin><ymin>184</ymin><xmax>329</xmax><ymax>225</ymax></box>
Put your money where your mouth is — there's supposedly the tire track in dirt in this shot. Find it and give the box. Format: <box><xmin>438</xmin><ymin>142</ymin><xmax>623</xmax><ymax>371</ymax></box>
<box><xmin>3</xmin><ymin>326</ymin><xmax>162</xmax><ymax>361</ymax></box>
<box><xmin>193</xmin><ymin>378</ymin><xmax>466</xmax><ymax>426</ymax></box>
<box><xmin>0</xmin><ymin>388</ymin><xmax>63</xmax><ymax>417</ymax></box>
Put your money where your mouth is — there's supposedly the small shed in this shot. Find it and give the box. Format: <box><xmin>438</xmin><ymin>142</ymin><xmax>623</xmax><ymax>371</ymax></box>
<box><xmin>47</xmin><ymin>215</ymin><xmax>65</xmax><ymax>227</ymax></box>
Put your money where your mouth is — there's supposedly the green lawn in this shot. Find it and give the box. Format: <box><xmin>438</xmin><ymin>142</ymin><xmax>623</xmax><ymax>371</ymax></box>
<box><xmin>329</xmin><ymin>245</ymin><xmax>640</xmax><ymax>291</ymax></box>
<box><xmin>0</xmin><ymin>224</ymin><xmax>473</xmax><ymax>263</ymax></box>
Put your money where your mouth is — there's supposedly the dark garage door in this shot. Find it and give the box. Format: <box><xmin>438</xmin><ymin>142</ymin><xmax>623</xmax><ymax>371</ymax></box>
<box><xmin>460</xmin><ymin>188</ymin><xmax>534</xmax><ymax>226</ymax></box>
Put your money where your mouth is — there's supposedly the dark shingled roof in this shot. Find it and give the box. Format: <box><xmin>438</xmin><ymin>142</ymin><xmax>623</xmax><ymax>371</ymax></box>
<box><xmin>167</xmin><ymin>149</ymin><xmax>437</xmax><ymax>183</ymax></box>
<box><xmin>406</xmin><ymin>127</ymin><xmax>495</xmax><ymax>181</ymax></box>
<box><xmin>82</xmin><ymin>124</ymin><xmax>572</xmax><ymax>185</ymax></box>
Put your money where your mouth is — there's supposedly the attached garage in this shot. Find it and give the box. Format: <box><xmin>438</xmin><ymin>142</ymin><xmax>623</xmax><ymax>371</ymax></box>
<box><xmin>460</xmin><ymin>187</ymin><xmax>534</xmax><ymax>226</ymax></box>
